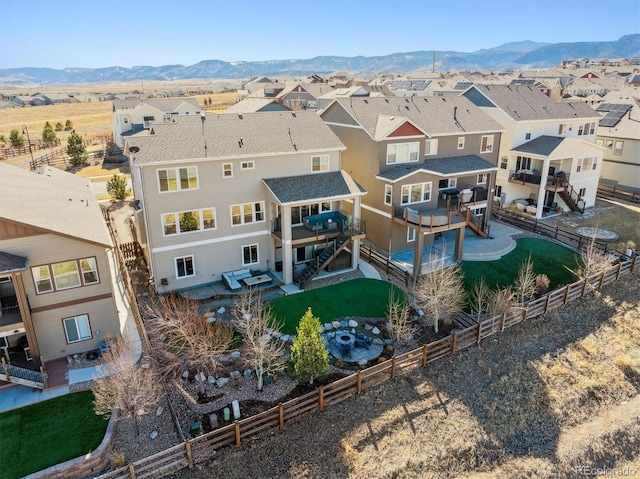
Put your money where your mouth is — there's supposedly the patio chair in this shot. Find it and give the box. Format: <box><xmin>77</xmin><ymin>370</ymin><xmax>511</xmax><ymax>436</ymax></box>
<box><xmin>338</xmin><ymin>342</ymin><xmax>352</xmax><ymax>358</ymax></box>
<box><xmin>354</xmin><ymin>333</ymin><xmax>372</xmax><ymax>349</ymax></box>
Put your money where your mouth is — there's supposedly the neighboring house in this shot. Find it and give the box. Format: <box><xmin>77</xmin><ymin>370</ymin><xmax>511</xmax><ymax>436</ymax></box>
<box><xmin>224</xmin><ymin>98</ymin><xmax>290</xmax><ymax>113</ymax></box>
<box><xmin>112</xmin><ymin>98</ymin><xmax>201</xmax><ymax>148</ymax></box>
<box><xmin>277</xmin><ymin>83</ymin><xmax>334</xmax><ymax>111</ymax></box>
<box><xmin>463</xmin><ymin>84</ymin><xmax>604</xmax><ymax>218</ymax></box>
<box><xmin>0</xmin><ymin>163</ymin><xmax>120</xmax><ymax>388</ymax></box>
<box><xmin>317</xmin><ymin>85</ymin><xmax>389</xmax><ymax>111</ymax></box>
<box><xmin>319</xmin><ymin>96</ymin><xmax>505</xmax><ymax>275</ymax></box>
<box><xmin>592</xmin><ymin>96</ymin><xmax>640</xmax><ymax>189</ymax></box>
<box><xmin>565</xmin><ymin>77</ymin><xmax>627</xmax><ymax>97</ymax></box>
<box><xmin>125</xmin><ymin>111</ymin><xmax>366</xmax><ymax>291</ymax></box>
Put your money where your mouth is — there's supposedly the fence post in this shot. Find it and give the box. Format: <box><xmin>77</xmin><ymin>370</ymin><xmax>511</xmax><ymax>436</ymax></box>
<box><xmin>185</xmin><ymin>439</ymin><xmax>193</xmax><ymax>468</ymax></box>
<box><xmin>451</xmin><ymin>332</ymin><xmax>457</xmax><ymax>354</ymax></box>
<box><xmin>391</xmin><ymin>356</ymin><xmax>396</xmax><ymax>379</ymax></box>
<box><xmin>500</xmin><ymin>312</ymin><xmax>506</xmax><ymax>332</ymax></box>
<box><xmin>128</xmin><ymin>464</ymin><xmax>137</xmax><ymax>479</ymax></box>
<box><xmin>522</xmin><ymin>306</ymin><xmax>528</xmax><ymax>321</ymax></box>
<box><xmin>632</xmin><ymin>255</ymin><xmax>638</xmax><ymax>273</ymax></box>
<box><xmin>563</xmin><ymin>284</ymin><xmax>570</xmax><ymax>304</ymax></box>
<box><xmin>581</xmin><ymin>277</ymin><xmax>588</xmax><ymax>296</ymax></box>
<box><xmin>278</xmin><ymin>403</ymin><xmax>284</xmax><ymax>430</ymax></box>
<box><xmin>234</xmin><ymin>421</ymin><xmax>241</xmax><ymax>447</ymax></box>
<box><xmin>356</xmin><ymin>370</ymin><xmax>362</xmax><ymax>393</ymax></box>
<box><xmin>554</xmin><ymin>224</ymin><xmax>559</xmax><ymax>239</ymax></box>
<box><xmin>421</xmin><ymin>344</ymin><xmax>428</xmax><ymax>367</ymax></box>
<box><xmin>319</xmin><ymin>387</ymin><xmax>325</xmax><ymax>412</ymax></box>
<box><xmin>40</xmin><ymin>365</ymin><xmax>48</xmax><ymax>388</ymax></box>
<box><xmin>476</xmin><ymin>322</ymin><xmax>482</xmax><ymax>344</ymax></box>
<box><xmin>615</xmin><ymin>262</ymin><xmax>622</xmax><ymax>280</ymax></box>
<box><xmin>599</xmin><ymin>271</ymin><xmax>605</xmax><ymax>289</ymax></box>
<box><xmin>544</xmin><ymin>294</ymin><xmax>551</xmax><ymax>313</ymax></box>
<box><xmin>1</xmin><ymin>357</ymin><xmax>10</xmax><ymax>381</ymax></box>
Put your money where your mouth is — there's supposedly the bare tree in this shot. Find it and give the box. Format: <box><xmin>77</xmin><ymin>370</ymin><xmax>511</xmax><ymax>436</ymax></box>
<box><xmin>513</xmin><ymin>255</ymin><xmax>537</xmax><ymax>304</ymax></box>
<box><xmin>487</xmin><ymin>287</ymin><xmax>517</xmax><ymax>316</ymax></box>
<box><xmin>576</xmin><ymin>234</ymin><xmax>614</xmax><ymax>280</ymax></box>
<box><xmin>386</xmin><ymin>288</ymin><xmax>414</xmax><ymax>346</ymax></box>
<box><xmin>232</xmin><ymin>290</ymin><xmax>287</xmax><ymax>391</ymax></box>
<box><xmin>535</xmin><ymin>273</ymin><xmax>550</xmax><ymax>297</ymax></box>
<box><xmin>413</xmin><ymin>252</ymin><xmax>465</xmax><ymax>333</ymax></box>
<box><xmin>92</xmin><ymin>335</ymin><xmax>163</xmax><ymax>437</ymax></box>
<box><xmin>468</xmin><ymin>277</ymin><xmax>491</xmax><ymax>321</ymax></box>
<box><xmin>143</xmin><ymin>294</ymin><xmax>234</xmax><ymax>391</ymax></box>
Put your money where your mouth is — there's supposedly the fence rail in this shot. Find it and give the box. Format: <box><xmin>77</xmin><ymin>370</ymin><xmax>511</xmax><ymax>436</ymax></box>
<box><xmin>0</xmin><ymin>139</ymin><xmax>61</xmax><ymax>159</ymax></box>
<box><xmin>598</xmin><ymin>182</ymin><xmax>640</xmax><ymax>204</ymax></box>
<box><xmin>360</xmin><ymin>243</ymin><xmax>413</xmax><ymax>286</ymax></box>
<box><xmin>90</xmin><ymin>252</ymin><xmax>637</xmax><ymax>479</ymax></box>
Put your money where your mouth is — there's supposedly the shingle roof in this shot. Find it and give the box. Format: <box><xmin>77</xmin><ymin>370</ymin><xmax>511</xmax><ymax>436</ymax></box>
<box><xmin>0</xmin><ymin>164</ymin><xmax>112</xmax><ymax>247</ymax></box>
<box><xmin>112</xmin><ymin>97</ymin><xmax>200</xmax><ymax>112</ymax></box>
<box><xmin>511</xmin><ymin>135</ymin><xmax>566</xmax><ymax>156</ymax></box>
<box><xmin>263</xmin><ymin>171</ymin><xmax>365</xmax><ymax>204</ymax></box>
<box><xmin>377</xmin><ymin>155</ymin><xmax>497</xmax><ymax>182</ymax></box>
<box><xmin>127</xmin><ymin>111</ymin><xmax>345</xmax><ymax>164</ymax></box>
<box><xmin>469</xmin><ymin>85</ymin><xmax>598</xmax><ymax>121</ymax></box>
<box><xmin>223</xmin><ymin>98</ymin><xmax>289</xmax><ymax>113</ymax></box>
<box><xmin>329</xmin><ymin>97</ymin><xmax>504</xmax><ymax>139</ymax></box>
<box><xmin>0</xmin><ymin>251</ymin><xmax>29</xmax><ymax>274</ymax></box>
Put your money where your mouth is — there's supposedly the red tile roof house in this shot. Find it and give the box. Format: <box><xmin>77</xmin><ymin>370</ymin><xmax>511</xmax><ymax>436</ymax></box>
<box><xmin>0</xmin><ymin>163</ymin><xmax>125</xmax><ymax>389</ymax></box>
<box><xmin>125</xmin><ymin>110</ymin><xmax>366</xmax><ymax>292</ymax></box>
<box><xmin>319</xmin><ymin>96</ymin><xmax>505</xmax><ymax>275</ymax></box>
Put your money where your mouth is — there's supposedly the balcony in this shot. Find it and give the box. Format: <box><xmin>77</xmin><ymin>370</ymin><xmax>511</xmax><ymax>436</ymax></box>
<box><xmin>393</xmin><ymin>206</ymin><xmax>466</xmax><ymax>233</ymax></box>
<box><xmin>509</xmin><ymin>170</ymin><xmax>571</xmax><ymax>192</ymax></box>
<box><xmin>0</xmin><ymin>296</ymin><xmax>24</xmax><ymax>332</ymax></box>
<box><xmin>271</xmin><ymin>211</ymin><xmax>366</xmax><ymax>246</ymax></box>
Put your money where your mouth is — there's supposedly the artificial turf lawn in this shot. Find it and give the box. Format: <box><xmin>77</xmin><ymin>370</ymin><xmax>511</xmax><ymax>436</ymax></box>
<box><xmin>0</xmin><ymin>390</ymin><xmax>108</xmax><ymax>479</ymax></box>
<box><xmin>460</xmin><ymin>237</ymin><xmax>579</xmax><ymax>292</ymax></box>
<box><xmin>269</xmin><ymin>278</ymin><xmax>404</xmax><ymax>334</ymax></box>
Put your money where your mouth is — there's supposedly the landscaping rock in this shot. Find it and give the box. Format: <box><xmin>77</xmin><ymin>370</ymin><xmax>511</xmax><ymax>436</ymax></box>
<box><xmin>216</xmin><ymin>378</ymin><xmax>229</xmax><ymax>388</ymax></box>
<box><xmin>232</xmin><ymin>400</ymin><xmax>241</xmax><ymax>419</ymax></box>
<box><xmin>371</xmin><ymin>327</ymin><xmax>381</xmax><ymax>335</ymax></box>
<box><xmin>231</xmin><ymin>351</ymin><xmax>241</xmax><ymax>359</ymax></box>
<box><xmin>348</xmin><ymin>319</ymin><xmax>358</xmax><ymax>328</ymax></box>
<box><xmin>156</xmin><ymin>406</ymin><xmax>164</xmax><ymax>416</ymax></box>
<box><xmin>324</xmin><ymin>323</ymin><xmax>334</xmax><ymax>331</ymax></box>
<box><xmin>217</xmin><ymin>306</ymin><xmax>226</xmax><ymax>314</ymax></box>
<box><xmin>243</xmin><ymin>369</ymin><xmax>253</xmax><ymax>379</ymax></box>
<box><xmin>261</xmin><ymin>333</ymin><xmax>272</xmax><ymax>341</ymax></box>
<box><xmin>182</xmin><ymin>371</ymin><xmax>190</xmax><ymax>379</ymax></box>
<box><xmin>208</xmin><ymin>376</ymin><xmax>216</xmax><ymax>384</ymax></box>
<box><xmin>358</xmin><ymin>359</ymin><xmax>368</xmax><ymax>367</ymax></box>
<box><xmin>365</xmin><ymin>324</ymin><xmax>373</xmax><ymax>330</ymax></box>
<box><xmin>150</xmin><ymin>431</ymin><xmax>158</xmax><ymax>440</ymax></box>
<box><xmin>332</xmin><ymin>321</ymin><xmax>341</xmax><ymax>329</ymax></box>
<box><xmin>220</xmin><ymin>355</ymin><xmax>230</xmax><ymax>363</ymax></box>
<box><xmin>209</xmin><ymin>413</ymin><xmax>218</xmax><ymax>429</ymax></box>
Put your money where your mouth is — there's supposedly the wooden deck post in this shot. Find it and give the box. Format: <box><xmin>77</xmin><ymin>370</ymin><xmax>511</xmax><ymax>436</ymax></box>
<box><xmin>391</xmin><ymin>356</ymin><xmax>396</xmax><ymax>379</ymax></box>
<box><xmin>615</xmin><ymin>262</ymin><xmax>622</xmax><ymax>280</ymax></box>
<box><xmin>599</xmin><ymin>271</ymin><xmax>605</xmax><ymax>289</ymax></box>
<box><xmin>421</xmin><ymin>344</ymin><xmax>428</xmax><ymax>367</ymax></box>
<box><xmin>318</xmin><ymin>387</ymin><xmax>325</xmax><ymax>412</ymax></box>
<box><xmin>631</xmin><ymin>255</ymin><xmax>638</xmax><ymax>273</ymax></box>
<box><xmin>544</xmin><ymin>294</ymin><xmax>551</xmax><ymax>313</ymax></box>
<box><xmin>278</xmin><ymin>403</ymin><xmax>284</xmax><ymax>430</ymax></box>
<box><xmin>234</xmin><ymin>421</ymin><xmax>241</xmax><ymax>447</ymax></box>
<box><xmin>185</xmin><ymin>439</ymin><xmax>193</xmax><ymax>468</ymax></box>
<box><xmin>128</xmin><ymin>464</ymin><xmax>137</xmax><ymax>479</ymax></box>
<box><xmin>451</xmin><ymin>332</ymin><xmax>457</xmax><ymax>354</ymax></box>
<box><xmin>500</xmin><ymin>312</ymin><xmax>506</xmax><ymax>332</ymax></box>
<box><xmin>476</xmin><ymin>322</ymin><xmax>482</xmax><ymax>344</ymax></box>
<box><xmin>581</xmin><ymin>277</ymin><xmax>588</xmax><ymax>296</ymax></box>
<box><xmin>563</xmin><ymin>284</ymin><xmax>570</xmax><ymax>304</ymax></box>
<box><xmin>356</xmin><ymin>370</ymin><xmax>362</xmax><ymax>393</ymax></box>
<box><xmin>1</xmin><ymin>358</ymin><xmax>9</xmax><ymax>382</ymax></box>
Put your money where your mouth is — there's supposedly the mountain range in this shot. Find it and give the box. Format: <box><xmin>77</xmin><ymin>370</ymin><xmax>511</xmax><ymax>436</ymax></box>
<box><xmin>1</xmin><ymin>34</ymin><xmax>638</xmax><ymax>86</ymax></box>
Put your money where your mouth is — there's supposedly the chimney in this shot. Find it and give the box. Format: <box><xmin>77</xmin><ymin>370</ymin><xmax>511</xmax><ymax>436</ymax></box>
<box><xmin>454</xmin><ymin>106</ymin><xmax>458</xmax><ymax>120</ymax></box>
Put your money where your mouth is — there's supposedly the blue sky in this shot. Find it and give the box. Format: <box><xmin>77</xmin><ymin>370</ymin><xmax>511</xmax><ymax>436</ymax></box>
<box><xmin>1</xmin><ymin>0</ymin><xmax>638</xmax><ymax>69</ymax></box>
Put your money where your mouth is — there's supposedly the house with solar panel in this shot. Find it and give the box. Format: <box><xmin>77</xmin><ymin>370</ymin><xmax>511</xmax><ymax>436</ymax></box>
<box><xmin>0</xmin><ymin>163</ymin><xmax>123</xmax><ymax>389</ymax></box>
<box><xmin>462</xmin><ymin>84</ymin><xmax>604</xmax><ymax>219</ymax></box>
<box><xmin>591</xmin><ymin>95</ymin><xmax>640</xmax><ymax>189</ymax></box>
<box><xmin>112</xmin><ymin>97</ymin><xmax>202</xmax><ymax>148</ymax></box>
<box><xmin>319</xmin><ymin>96</ymin><xmax>505</xmax><ymax>275</ymax></box>
<box><xmin>124</xmin><ymin>111</ymin><xmax>366</xmax><ymax>292</ymax></box>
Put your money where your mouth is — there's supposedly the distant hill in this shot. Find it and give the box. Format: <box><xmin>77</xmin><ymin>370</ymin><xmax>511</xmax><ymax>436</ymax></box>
<box><xmin>0</xmin><ymin>35</ymin><xmax>637</xmax><ymax>86</ymax></box>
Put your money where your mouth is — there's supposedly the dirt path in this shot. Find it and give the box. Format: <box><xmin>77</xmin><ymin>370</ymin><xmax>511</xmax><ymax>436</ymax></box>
<box><xmin>168</xmin><ymin>273</ymin><xmax>640</xmax><ymax>479</ymax></box>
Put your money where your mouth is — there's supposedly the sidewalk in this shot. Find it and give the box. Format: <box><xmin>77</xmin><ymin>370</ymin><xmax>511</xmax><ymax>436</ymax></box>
<box><xmin>0</xmin><ymin>249</ymin><xmax>141</xmax><ymax>413</ymax></box>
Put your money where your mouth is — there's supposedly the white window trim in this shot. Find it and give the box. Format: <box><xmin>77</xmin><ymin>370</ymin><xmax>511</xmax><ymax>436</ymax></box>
<box><xmin>32</xmin><ymin>257</ymin><xmax>100</xmax><ymax>294</ymax></box>
<box><xmin>387</xmin><ymin>142</ymin><xmax>420</xmax><ymax>164</ymax></box>
<box><xmin>400</xmin><ymin>182</ymin><xmax>432</xmax><ymax>205</ymax></box>
<box><xmin>457</xmin><ymin>137</ymin><xmax>465</xmax><ymax>150</ymax></box>
<box><xmin>230</xmin><ymin>201</ymin><xmax>266</xmax><ymax>226</ymax></box>
<box><xmin>384</xmin><ymin>185</ymin><xmax>393</xmax><ymax>206</ymax></box>
<box><xmin>157</xmin><ymin>166</ymin><xmax>199</xmax><ymax>193</ymax></box>
<box><xmin>241</xmin><ymin>160</ymin><xmax>255</xmax><ymax>170</ymax></box>
<box><xmin>424</xmin><ymin>139</ymin><xmax>438</xmax><ymax>156</ymax></box>
<box><xmin>613</xmin><ymin>141</ymin><xmax>623</xmax><ymax>155</ymax></box>
<box><xmin>480</xmin><ymin>135</ymin><xmax>494</xmax><ymax>153</ymax></box>
<box><xmin>407</xmin><ymin>227</ymin><xmax>416</xmax><ymax>242</ymax></box>
<box><xmin>162</xmin><ymin>208</ymin><xmax>217</xmax><ymax>236</ymax></box>
<box><xmin>438</xmin><ymin>178</ymin><xmax>457</xmax><ymax>190</ymax></box>
<box><xmin>242</xmin><ymin>244</ymin><xmax>259</xmax><ymax>266</ymax></box>
<box><xmin>311</xmin><ymin>155</ymin><xmax>330</xmax><ymax>172</ymax></box>
<box><xmin>175</xmin><ymin>255</ymin><xmax>195</xmax><ymax>278</ymax></box>
<box><xmin>223</xmin><ymin>163</ymin><xmax>233</xmax><ymax>178</ymax></box>
<box><xmin>477</xmin><ymin>173</ymin><xmax>488</xmax><ymax>185</ymax></box>
<box><xmin>63</xmin><ymin>314</ymin><xmax>92</xmax><ymax>343</ymax></box>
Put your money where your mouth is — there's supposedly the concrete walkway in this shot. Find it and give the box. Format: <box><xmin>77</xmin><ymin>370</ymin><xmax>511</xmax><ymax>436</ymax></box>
<box><xmin>0</xmin><ymin>249</ymin><xmax>141</xmax><ymax>413</ymax></box>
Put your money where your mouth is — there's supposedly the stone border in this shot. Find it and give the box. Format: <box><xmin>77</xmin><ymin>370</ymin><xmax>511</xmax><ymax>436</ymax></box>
<box><xmin>23</xmin><ymin>409</ymin><xmax>118</xmax><ymax>479</ymax></box>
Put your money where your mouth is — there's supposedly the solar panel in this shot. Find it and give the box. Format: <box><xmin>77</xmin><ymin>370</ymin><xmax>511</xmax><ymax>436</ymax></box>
<box><xmin>454</xmin><ymin>82</ymin><xmax>473</xmax><ymax>90</ymax></box>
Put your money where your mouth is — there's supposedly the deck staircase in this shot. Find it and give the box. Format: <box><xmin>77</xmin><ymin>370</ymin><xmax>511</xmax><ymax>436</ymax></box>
<box><xmin>294</xmin><ymin>231</ymin><xmax>351</xmax><ymax>287</ymax></box>
<box><xmin>557</xmin><ymin>182</ymin><xmax>585</xmax><ymax>213</ymax></box>
<box><xmin>458</xmin><ymin>208</ymin><xmax>491</xmax><ymax>238</ymax></box>
<box><xmin>0</xmin><ymin>358</ymin><xmax>47</xmax><ymax>389</ymax></box>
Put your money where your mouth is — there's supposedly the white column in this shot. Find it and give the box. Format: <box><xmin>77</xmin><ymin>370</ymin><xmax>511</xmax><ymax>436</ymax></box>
<box><xmin>280</xmin><ymin>206</ymin><xmax>294</xmax><ymax>284</ymax></box>
<box><xmin>350</xmin><ymin>195</ymin><xmax>361</xmax><ymax>270</ymax></box>
<box><xmin>536</xmin><ymin>160</ymin><xmax>551</xmax><ymax>219</ymax></box>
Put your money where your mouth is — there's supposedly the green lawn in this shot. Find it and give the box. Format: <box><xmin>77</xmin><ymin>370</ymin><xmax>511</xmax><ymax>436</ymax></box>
<box><xmin>269</xmin><ymin>278</ymin><xmax>404</xmax><ymax>334</ymax></box>
<box><xmin>0</xmin><ymin>390</ymin><xmax>108</xmax><ymax>479</ymax></box>
<box><xmin>461</xmin><ymin>237</ymin><xmax>579</xmax><ymax>292</ymax></box>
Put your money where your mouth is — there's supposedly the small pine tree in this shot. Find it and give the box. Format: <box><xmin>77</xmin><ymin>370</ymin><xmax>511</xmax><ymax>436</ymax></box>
<box><xmin>9</xmin><ymin>128</ymin><xmax>24</xmax><ymax>148</ymax></box>
<box><xmin>290</xmin><ymin>308</ymin><xmax>329</xmax><ymax>385</ymax></box>
<box><xmin>42</xmin><ymin>121</ymin><xmax>56</xmax><ymax>143</ymax></box>
<box><xmin>66</xmin><ymin>130</ymin><xmax>88</xmax><ymax>167</ymax></box>
<box><xmin>64</xmin><ymin>119</ymin><xmax>74</xmax><ymax>131</ymax></box>
<box><xmin>106</xmin><ymin>174</ymin><xmax>131</xmax><ymax>201</ymax></box>
<box><xmin>179</xmin><ymin>211</ymin><xmax>199</xmax><ymax>232</ymax></box>
<box><xmin>55</xmin><ymin>122</ymin><xmax>64</xmax><ymax>131</ymax></box>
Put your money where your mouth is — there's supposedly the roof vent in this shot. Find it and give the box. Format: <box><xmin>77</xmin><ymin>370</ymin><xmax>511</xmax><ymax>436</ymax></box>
<box><xmin>238</xmin><ymin>114</ymin><xmax>243</xmax><ymax>119</ymax></box>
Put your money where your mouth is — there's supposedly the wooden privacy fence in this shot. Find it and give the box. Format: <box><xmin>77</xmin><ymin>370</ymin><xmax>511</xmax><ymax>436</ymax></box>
<box><xmin>91</xmin><ymin>255</ymin><xmax>638</xmax><ymax>479</ymax></box>
<box><xmin>598</xmin><ymin>181</ymin><xmax>640</xmax><ymax>204</ymax></box>
<box><xmin>360</xmin><ymin>243</ymin><xmax>412</xmax><ymax>286</ymax></box>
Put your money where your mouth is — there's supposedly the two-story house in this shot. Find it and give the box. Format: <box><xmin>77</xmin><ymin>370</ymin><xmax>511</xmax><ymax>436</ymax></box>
<box><xmin>319</xmin><ymin>96</ymin><xmax>505</xmax><ymax>275</ymax></box>
<box><xmin>112</xmin><ymin>98</ymin><xmax>201</xmax><ymax>148</ymax></box>
<box><xmin>463</xmin><ymin>85</ymin><xmax>604</xmax><ymax>218</ymax></box>
<box><xmin>0</xmin><ymin>164</ymin><xmax>121</xmax><ymax>389</ymax></box>
<box><xmin>125</xmin><ymin>111</ymin><xmax>366</xmax><ymax>292</ymax></box>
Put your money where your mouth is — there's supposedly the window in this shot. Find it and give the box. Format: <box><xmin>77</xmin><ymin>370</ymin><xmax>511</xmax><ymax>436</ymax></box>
<box><xmin>143</xmin><ymin>116</ymin><xmax>155</xmax><ymax>128</ymax></box>
<box><xmin>158</xmin><ymin>167</ymin><xmax>198</xmax><ymax>192</ymax></box>
<box><xmin>495</xmin><ymin>185</ymin><xmax>503</xmax><ymax>198</ymax></box>
<box><xmin>32</xmin><ymin>266</ymin><xmax>53</xmax><ymax>293</ymax></box>
<box><xmin>311</xmin><ymin>155</ymin><xmax>329</xmax><ymax>172</ymax></box>
<box><xmin>614</xmin><ymin>141</ymin><xmax>624</xmax><ymax>155</ymax></box>
<box><xmin>596</xmin><ymin>138</ymin><xmax>605</xmax><ymax>147</ymax></box>
<box><xmin>242</xmin><ymin>244</ymin><xmax>259</xmax><ymax>266</ymax></box>
<box><xmin>558</xmin><ymin>124</ymin><xmax>567</xmax><ymax>135</ymax></box>
<box><xmin>290</xmin><ymin>203</ymin><xmax>330</xmax><ymax>225</ymax></box>
<box><xmin>577</xmin><ymin>157</ymin><xmax>595</xmax><ymax>172</ymax></box>
<box><xmin>307</xmin><ymin>100</ymin><xmax>317</xmax><ymax>108</ymax></box>
<box><xmin>480</xmin><ymin>135</ymin><xmax>494</xmax><ymax>153</ymax></box>
<box><xmin>578</xmin><ymin>124</ymin><xmax>584</xmax><ymax>135</ymax></box>
<box><xmin>387</xmin><ymin>142</ymin><xmax>420</xmax><ymax>163</ymax></box>
<box><xmin>241</xmin><ymin>161</ymin><xmax>255</xmax><ymax>170</ymax></box>
<box><xmin>52</xmin><ymin>261</ymin><xmax>81</xmax><ymax>290</ymax></box>
<box><xmin>407</xmin><ymin>227</ymin><xmax>416</xmax><ymax>242</ymax></box>
<box><xmin>175</xmin><ymin>255</ymin><xmax>195</xmax><ymax>278</ymax></box>
<box><xmin>438</xmin><ymin>178</ymin><xmax>457</xmax><ymax>190</ymax></box>
<box><xmin>63</xmin><ymin>314</ymin><xmax>91</xmax><ymax>343</ymax></box>
<box><xmin>384</xmin><ymin>185</ymin><xmax>392</xmax><ymax>206</ymax></box>
<box><xmin>79</xmin><ymin>258</ymin><xmax>99</xmax><ymax>285</ymax></box>
<box><xmin>123</xmin><ymin>117</ymin><xmax>129</xmax><ymax>125</ymax></box>
<box><xmin>223</xmin><ymin>163</ymin><xmax>233</xmax><ymax>178</ymax></box>
<box><xmin>477</xmin><ymin>173</ymin><xmax>488</xmax><ymax>184</ymax></box>
<box><xmin>457</xmin><ymin>137</ymin><xmax>465</xmax><ymax>149</ymax></box>
<box><xmin>162</xmin><ymin>208</ymin><xmax>216</xmax><ymax>235</ymax></box>
<box><xmin>424</xmin><ymin>139</ymin><xmax>438</xmax><ymax>156</ymax></box>
<box><xmin>589</xmin><ymin>122</ymin><xmax>596</xmax><ymax>135</ymax></box>
<box><xmin>231</xmin><ymin>202</ymin><xmax>265</xmax><ymax>226</ymax></box>
<box><xmin>525</xmin><ymin>126</ymin><xmax>532</xmax><ymax>140</ymax></box>
<box><xmin>401</xmin><ymin>182</ymin><xmax>431</xmax><ymax>205</ymax></box>
<box><xmin>516</xmin><ymin>156</ymin><xmax>532</xmax><ymax>171</ymax></box>
<box><xmin>577</xmin><ymin>122</ymin><xmax>594</xmax><ymax>136</ymax></box>
<box><xmin>579</xmin><ymin>187</ymin><xmax>586</xmax><ymax>199</ymax></box>
<box><xmin>500</xmin><ymin>156</ymin><xmax>508</xmax><ymax>170</ymax></box>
